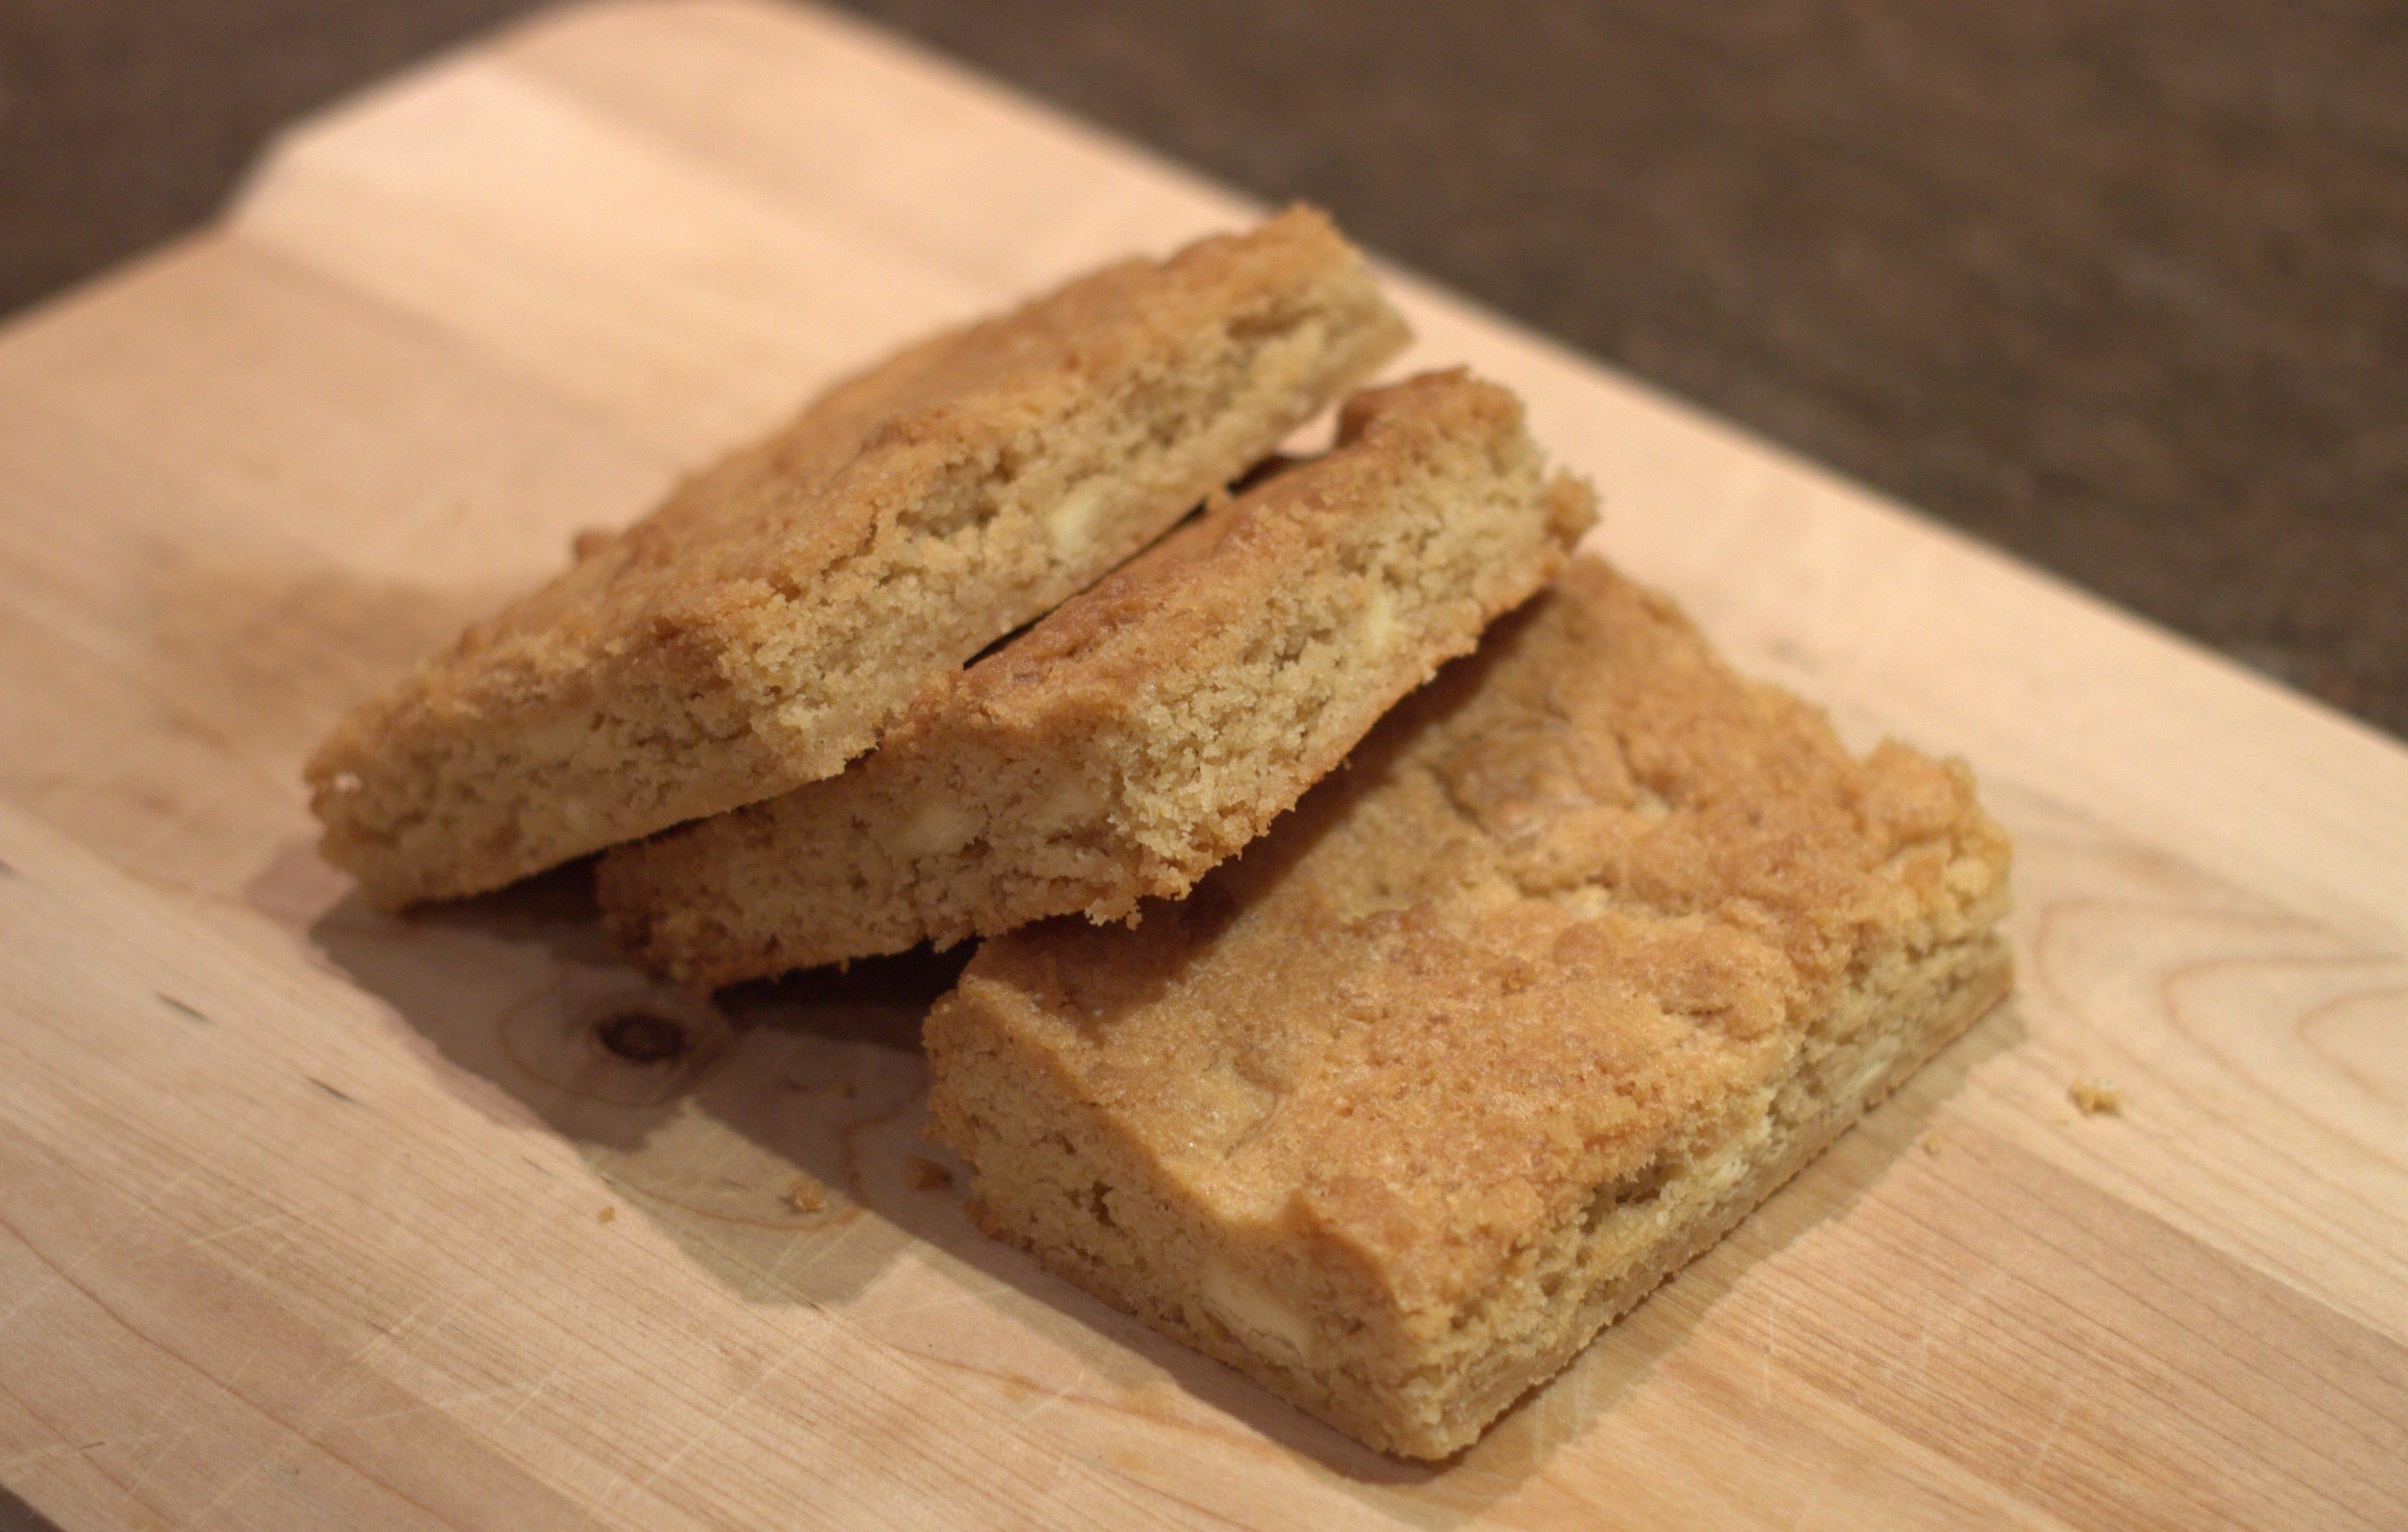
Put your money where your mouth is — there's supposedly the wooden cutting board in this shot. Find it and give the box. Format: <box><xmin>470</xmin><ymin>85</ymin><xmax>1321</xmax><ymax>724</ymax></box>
<box><xmin>1</xmin><ymin>2</ymin><xmax>2402</xmax><ymax>1527</ymax></box>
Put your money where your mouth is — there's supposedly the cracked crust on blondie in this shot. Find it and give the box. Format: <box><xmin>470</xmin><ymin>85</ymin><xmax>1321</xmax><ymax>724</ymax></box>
<box><xmin>925</xmin><ymin>557</ymin><xmax>2012</xmax><ymax>1458</ymax></box>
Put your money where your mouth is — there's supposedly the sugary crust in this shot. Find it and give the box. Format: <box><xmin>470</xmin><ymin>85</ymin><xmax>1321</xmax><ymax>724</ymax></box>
<box><xmin>925</xmin><ymin>557</ymin><xmax>2014</xmax><ymax>1458</ymax></box>
<box><xmin>596</xmin><ymin>371</ymin><xmax>1597</xmax><ymax>986</ymax></box>
<box><xmin>306</xmin><ymin>207</ymin><xmax>1409</xmax><ymax>907</ymax></box>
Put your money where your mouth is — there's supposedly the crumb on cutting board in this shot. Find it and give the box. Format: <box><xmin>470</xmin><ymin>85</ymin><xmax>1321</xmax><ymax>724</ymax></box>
<box><xmin>787</xmin><ymin>1174</ymin><xmax>827</xmax><ymax>1213</ymax></box>
<box><xmin>597</xmin><ymin>1205</ymin><xmax>617</xmax><ymax>1224</ymax></box>
<box><xmin>2069</xmin><ymin>1079</ymin><xmax>2123</xmax><ymax>1116</ymax></box>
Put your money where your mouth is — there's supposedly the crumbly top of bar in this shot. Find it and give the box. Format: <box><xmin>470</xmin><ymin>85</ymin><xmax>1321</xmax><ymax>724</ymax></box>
<box><xmin>951</xmin><ymin>559</ymin><xmax>2011</xmax><ymax>1308</ymax></box>
<box><xmin>309</xmin><ymin>204</ymin><xmax>1385</xmax><ymax>755</ymax></box>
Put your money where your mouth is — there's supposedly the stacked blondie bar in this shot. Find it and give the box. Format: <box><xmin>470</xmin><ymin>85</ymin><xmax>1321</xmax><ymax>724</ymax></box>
<box><xmin>309</xmin><ymin>208</ymin><xmax>2010</xmax><ymax>1459</ymax></box>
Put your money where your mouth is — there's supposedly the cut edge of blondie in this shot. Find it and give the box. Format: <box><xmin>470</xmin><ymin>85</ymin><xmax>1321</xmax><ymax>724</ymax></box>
<box><xmin>928</xmin><ymin>926</ymin><xmax>2009</xmax><ymax>1459</ymax></box>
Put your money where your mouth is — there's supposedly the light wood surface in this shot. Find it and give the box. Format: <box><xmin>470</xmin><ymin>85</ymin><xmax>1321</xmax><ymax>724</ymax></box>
<box><xmin>1</xmin><ymin>2</ymin><xmax>2403</xmax><ymax>1527</ymax></box>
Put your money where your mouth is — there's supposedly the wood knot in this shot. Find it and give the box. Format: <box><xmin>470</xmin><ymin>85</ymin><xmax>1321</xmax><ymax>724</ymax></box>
<box><xmin>595</xmin><ymin>1011</ymin><xmax>690</xmax><ymax>1065</ymax></box>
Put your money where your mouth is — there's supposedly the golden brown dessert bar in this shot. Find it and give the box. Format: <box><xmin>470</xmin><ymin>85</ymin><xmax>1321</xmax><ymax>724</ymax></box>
<box><xmin>598</xmin><ymin>371</ymin><xmax>1596</xmax><ymax>987</ymax></box>
<box><xmin>306</xmin><ymin>207</ymin><xmax>1408</xmax><ymax>907</ymax></box>
<box><xmin>925</xmin><ymin>557</ymin><xmax>2012</xmax><ymax>1458</ymax></box>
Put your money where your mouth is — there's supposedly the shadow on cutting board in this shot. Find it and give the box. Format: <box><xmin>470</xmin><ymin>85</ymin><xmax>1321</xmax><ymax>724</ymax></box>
<box><xmin>304</xmin><ymin>860</ymin><xmax>952</xmax><ymax>1306</ymax></box>
<box><xmin>0</xmin><ymin>1483</ymin><xmax>64</xmax><ymax>1532</ymax></box>
<box><xmin>301</xmin><ymin>819</ymin><xmax>2023</xmax><ymax>1514</ymax></box>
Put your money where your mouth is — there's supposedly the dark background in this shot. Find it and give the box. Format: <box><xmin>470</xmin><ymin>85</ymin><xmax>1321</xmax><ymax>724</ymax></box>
<box><xmin>5</xmin><ymin>0</ymin><xmax>2403</xmax><ymax>737</ymax></box>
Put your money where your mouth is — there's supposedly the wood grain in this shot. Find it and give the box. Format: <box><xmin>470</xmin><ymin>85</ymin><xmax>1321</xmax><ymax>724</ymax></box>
<box><xmin>0</xmin><ymin>2</ymin><xmax>2402</xmax><ymax>1527</ymax></box>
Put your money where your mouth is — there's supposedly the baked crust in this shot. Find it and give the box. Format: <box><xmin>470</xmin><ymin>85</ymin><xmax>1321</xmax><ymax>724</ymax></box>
<box><xmin>306</xmin><ymin>207</ymin><xmax>1408</xmax><ymax>907</ymax></box>
<box><xmin>925</xmin><ymin>557</ymin><xmax>2013</xmax><ymax>1458</ymax></box>
<box><xmin>597</xmin><ymin>371</ymin><xmax>1596</xmax><ymax>986</ymax></box>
